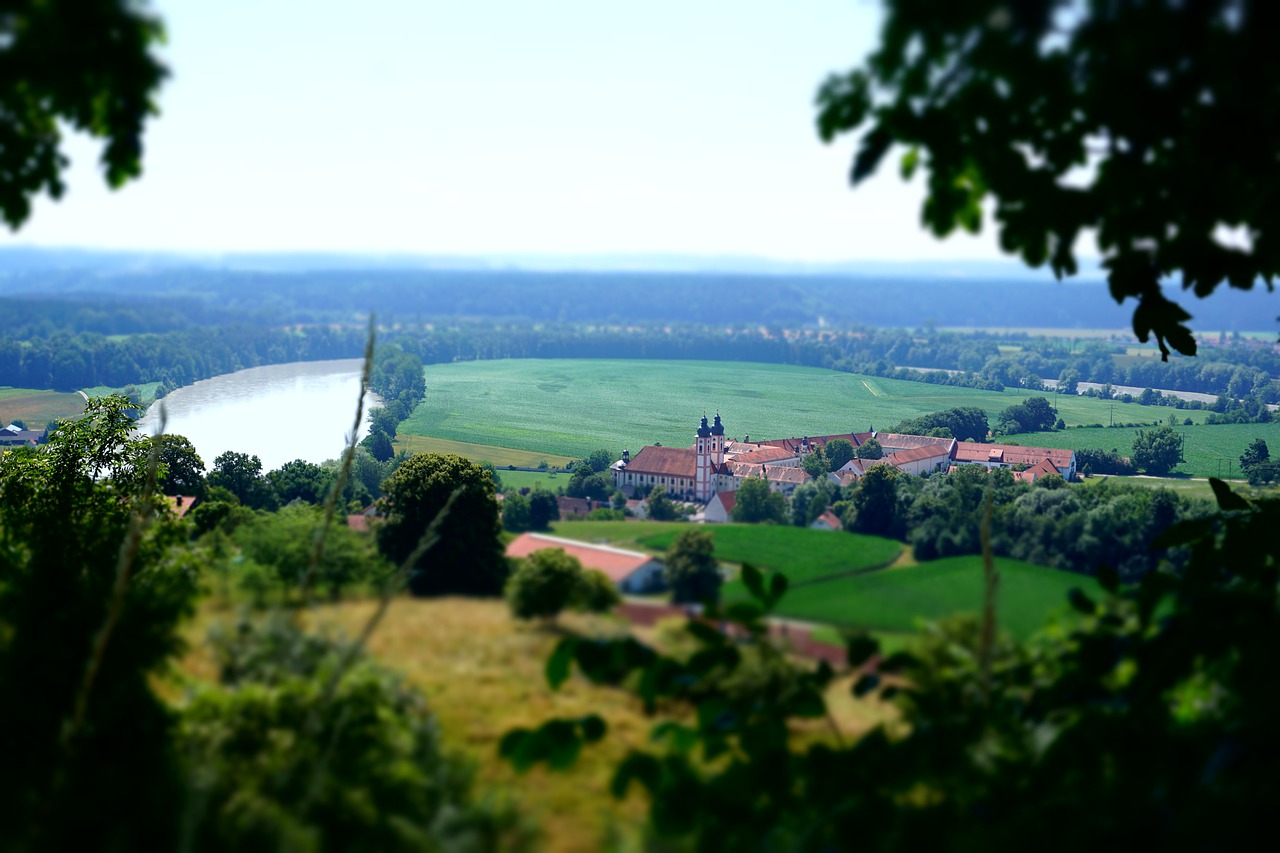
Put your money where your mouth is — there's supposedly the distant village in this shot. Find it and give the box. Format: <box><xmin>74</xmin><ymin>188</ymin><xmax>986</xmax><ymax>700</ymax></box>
<box><xmin>610</xmin><ymin>414</ymin><xmax>1075</xmax><ymax>522</ymax></box>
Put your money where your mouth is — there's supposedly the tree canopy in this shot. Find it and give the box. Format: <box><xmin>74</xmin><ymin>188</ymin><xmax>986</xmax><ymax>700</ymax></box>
<box><xmin>817</xmin><ymin>0</ymin><xmax>1280</xmax><ymax>359</ymax></box>
<box><xmin>0</xmin><ymin>1</ymin><xmax>167</xmax><ymax>229</ymax></box>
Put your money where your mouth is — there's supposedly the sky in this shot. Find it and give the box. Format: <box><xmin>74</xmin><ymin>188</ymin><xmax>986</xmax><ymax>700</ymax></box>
<box><xmin>0</xmin><ymin>0</ymin><xmax>1019</xmax><ymax>263</ymax></box>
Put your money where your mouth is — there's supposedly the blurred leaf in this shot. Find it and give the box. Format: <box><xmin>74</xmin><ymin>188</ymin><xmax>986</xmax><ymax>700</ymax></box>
<box><xmin>1209</xmin><ymin>478</ymin><xmax>1251</xmax><ymax>511</ymax></box>
<box><xmin>545</xmin><ymin>637</ymin><xmax>577</xmax><ymax>690</ymax></box>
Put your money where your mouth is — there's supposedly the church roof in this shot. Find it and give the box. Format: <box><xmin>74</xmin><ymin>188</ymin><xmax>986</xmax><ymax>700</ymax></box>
<box><xmin>626</xmin><ymin>445</ymin><xmax>696</xmax><ymax>477</ymax></box>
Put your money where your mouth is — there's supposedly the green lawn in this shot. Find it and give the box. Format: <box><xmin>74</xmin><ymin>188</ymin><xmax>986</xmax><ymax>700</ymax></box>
<box><xmin>391</xmin><ymin>434</ymin><xmax>577</xmax><ymax>468</ymax></box>
<box><xmin>499</xmin><ymin>469</ymin><xmax>568</xmax><ymax>493</ymax></box>
<box><xmin>400</xmin><ymin>359</ymin><xmax>1196</xmax><ymax>460</ymax></box>
<box><xmin>771</xmin><ymin>556</ymin><xmax>1098</xmax><ymax>641</ymax></box>
<box><xmin>550</xmin><ymin>520</ymin><xmax>693</xmax><ymax>553</ymax></box>
<box><xmin>1002</xmin><ymin>422</ymin><xmax>1280</xmax><ymax>479</ymax></box>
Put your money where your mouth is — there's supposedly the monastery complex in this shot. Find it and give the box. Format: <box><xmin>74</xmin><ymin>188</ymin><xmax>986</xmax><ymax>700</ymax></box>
<box><xmin>611</xmin><ymin>414</ymin><xmax>1076</xmax><ymax>504</ymax></box>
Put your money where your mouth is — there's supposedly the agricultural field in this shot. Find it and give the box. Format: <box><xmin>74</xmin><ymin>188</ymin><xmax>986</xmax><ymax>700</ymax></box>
<box><xmin>498</xmin><ymin>469</ymin><xmax>567</xmax><ymax>493</ymax></box>
<box><xmin>391</xmin><ymin>434</ymin><xmax>577</xmax><ymax>469</ymax></box>
<box><xmin>399</xmin><ymin>359</ymin><xmax>1197</xmax><ymax>460</ymax></box>
<box><xmin>0</xmin><ymin>387</ymin><xmax>85</xmax><ymax>427</ymax></box>
<box><xmin>1002</xmin><ymin>422</ymin><xmax>1280</xmax><ymax>480</ymax></box>
<box><xmin>762</xmin><ymin>556</ymin><xmax>1097</xmax><ymax>641</ymax></box>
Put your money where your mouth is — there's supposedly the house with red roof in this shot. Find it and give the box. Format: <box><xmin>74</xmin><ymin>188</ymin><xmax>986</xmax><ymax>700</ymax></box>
<box><xmin>505</xmin><ymin>532</ymin><xmax>666</xmax><ymax>593</ymax></box>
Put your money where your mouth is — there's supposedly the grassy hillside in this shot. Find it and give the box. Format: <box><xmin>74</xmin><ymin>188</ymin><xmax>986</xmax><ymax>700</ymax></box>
<box><xmin>399</xmin><ymin>359</ymin><xmax>1193</xmax><ymax>460</ymax></box>
<box><xmin>767</xmin><ymin>556</ymin><xmax>1097</xmax><ymax>641</ymax></box>
<box><xmin>177</xmin><ymin>597</ymin><xmax>894</xmax><ymax>851</ymax></box>
<box><xmin>0</xmin><ymin>387</ymin><xmax>85</xmax><ymax>427</ymax></box>
<box><xmin>1002</xmin><ymin>422</ymin><xmax>1280</xmax><ymax>479</ymax></box>
<box><xmin>392</xmin><ymin>433</ymin><xmax>577</xmax><ymax>468</ymax></box>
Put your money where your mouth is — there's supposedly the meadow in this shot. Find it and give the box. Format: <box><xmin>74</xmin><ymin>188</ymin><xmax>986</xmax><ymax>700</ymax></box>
<box><xmin>551</xmin><ymin>521</ymin><xmax>1086</xmax><ymax>640</ymax></box>
<box><xmin>399</xmin><ymin>359</ymin><xmax>1197</xmax><ymax>460</ymax></box>
<box><xmin>391</xmin><ymin>434</ymin><xmax>577</xmax><ymax>469</ymax></box>
<box><xmin>1001</xmin><ymin>421</ymin><xmax>1280</xmax><ymax>479</ymax></box>
<box><xmin>0</xmin><ymin>387</ymin><xmax>85</xmax><ymax>427</ymax></box>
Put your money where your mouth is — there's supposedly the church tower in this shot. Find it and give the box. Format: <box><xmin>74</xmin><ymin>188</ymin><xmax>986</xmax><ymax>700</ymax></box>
<box><xmin>695</xmin><ymin>413</ymin><xmax>727</xmax><ymax>502</ymax></box>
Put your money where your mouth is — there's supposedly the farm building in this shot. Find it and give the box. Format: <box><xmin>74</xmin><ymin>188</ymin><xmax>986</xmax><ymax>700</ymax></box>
<box><xmin>505</xmin><ymin>532</ymin><xmax>666</xmax><ymax>593</ymax></box>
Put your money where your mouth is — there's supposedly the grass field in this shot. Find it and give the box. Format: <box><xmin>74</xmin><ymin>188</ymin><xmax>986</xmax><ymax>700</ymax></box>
<box><xmin>400</xmin><ymin>359</ymin><xmax>1200</xmax><ymax>460</ymax></box>
<box><xmin>177</xmin><ymin>597</ymin><xmax>894</xmax><ymax>850</ymax></box>
<box><xmin>81</xmin><ymin>381</ymin><xmax>165</xmax><ymax>406</ymax></box>
<box><xmin>391</xmin><ymin>433</ymin><xmax>577</xmax><ymax>468</ymax></box>
<box><xmin>769</xmin><ymin>556</ymin><xmax>1097</xmax><ymax>641</ymax></box>
<box><xmin>498</xmin><ymin>469</ymin><xmax>566</xmax><ymax>492</ymax></box>
<box><xmin>1002</xmin><ymin>422</ymin><xmax>1280</xmax><ymax>479</ymax></box>
<box><xmin>0</xmin><ymin>387</ymin><xmax>85</xmax><ymax>427</ymax></box>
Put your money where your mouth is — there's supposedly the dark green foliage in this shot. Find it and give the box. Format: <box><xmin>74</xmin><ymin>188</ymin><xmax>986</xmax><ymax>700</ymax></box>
<box><xmin>664</xmin><ymin>530</ymin><xmax>721</xmax><ymax>605</ymax></box>
<box><xmin>501</xmin><ymin>492</ymin><xmax>532</xmax><ymax>532</ymax></box>
<box><xmin>582</xmin><ymin>449</ymin><xmax>613</xmax><ymax>473</ymax></box>
<box><xmin>265</xmin><ymin>458</ymin><xmax>329</xmax><ymax>505</ymax></box>
<box><xmin>573</xmin><ymin>569</ymin><xmax>621</xmax><ymax>614</ymax></box>
<box><xmin>506</xmin><ymin>549</ymin><xmax>587</xmax><ymax>621</ymax></box>
<box><xmin>645</xmin><ymin>486</ymin><xmax>680</xmax><ymax>521</ymax></box>
<box><xmin>1131</xmin><ymin>425</ymin><xmax>1186</xmax><ymax>475</ymax></box>
<box><xmin>231</xmin><ymin>504</ymin><xmax>389</xmax><ymax>602</ymax></box>
<box><xmin>853</xmin><ymin>437</ymin><xmax>883</xmax><ymax>459</ymax></box>
<box><xmin>360</xmin><ymin>429</ymin><xmax>395</xmax><ymax>462</ymax></box>
<box><xmin>801</xmin><ymin>447</ymin><xmax>829</xmax><ymax>478</ymax></box>
<box><xmin>891</xmin><ymin>406</ymin><xmax>989</xmax><ymax>442</ymax></box>
<box><xmin>845</xmin><ymin>464</ymin><xmax>906</xmax><ymax>539</ymax></box>
<box><xmin>816</xmin><ymin>0</ymin><xmax>1280</xmax><ymax>359</ymax></box>
<box><xmin>730</xmin><ymin>477</ymin><xmax>787</xmax><ymax>525</ymax></box>
<box><xmin>209</xmin><ymin>451</ymin><xmax>279</xmax><ymax>511</ymax></box>
<box><xmin>0</xmin><ymin>396</ymin><xmax>199</xmax><ymax>849</ymax></box>
<box><xmin>566</xmin><ymin>463</ymin><xmax>613</xmax><ymax>501</ymax></box>
<box><xmin>377</xmin><ymin>453</ymin><xmax>507</xmax><ymax>597</ymax></box>
<box><xmin>788</xmin><ymin>478</ymin><xmax>837</xmax><ymax>528</ymax></box>
<box><xmin>181</xmin><ymin>614</ymin><xmax>511</xmax><ymax>850</ymax></box>
<box><xmin>1074</xmin><ymin>447</ymin><xmax>1136</xmax><ymax>476</ymax></box>
<box><xmin>996</xmin><ymin>397</ymin><xmax>1056</xmax><ymax>435</ymax></box>
<box><xmin>0</xmin><ymin>1</ymin><xmax>166</xmax><ymax>229</ymax></box>
<box><xmin>527</xmin><ymin>487</ymin><xmax>559</xmax><ymax>530</ymax></box>
<box><xmin>824</xmin><ymin>438</ymin><xmax>855</xmax><ymax>470</ymax></box>
<box><xmin>151</xmin><ymin>433</ymin><xmax>207</xmax><ymax>500</ymax></box>
<box><xmin>1240</xmin><ymin>438</ymin><xmax>1270</xmax><ymax>472</ymax></box>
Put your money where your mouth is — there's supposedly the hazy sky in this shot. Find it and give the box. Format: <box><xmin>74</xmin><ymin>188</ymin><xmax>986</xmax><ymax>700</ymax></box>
<box><xmin>2</xmin><ymin>1</ymin><xmax>1015</xmax><ymax>262</ymax></box>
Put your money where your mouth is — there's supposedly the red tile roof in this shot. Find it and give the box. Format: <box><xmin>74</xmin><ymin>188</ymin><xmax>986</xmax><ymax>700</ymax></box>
<box><xmin>951</xmin><ymin>442</ymin><xmax>1073</xmax><ymax>469</ymax></box>
<box><xmin>732</xmin><ymin>446</ymin><xmax>797</xmax><ymax>465</ymax></box>
<box><xmin>712</xmin><ymin>491</ymin><xmax>737</xmax><ymax>513</ymax></box>
<box><xmin>625</xmin><ymin>445</ymin><xmax>695</xmax><ymax>477</ymax></box>
<box><xmin>505</xmin><ymin>533</ymin><xmax>659</xmax><ymax>584</ymax></box>
<box><xmin>165</xmin><ymin>495</ymin><xmax>198</xmax><ymax>519</ymax></box>
<box><xmin>888</xmin><ymin>444</ymin><xmax>952</xmax><ymax>464</ymax></box>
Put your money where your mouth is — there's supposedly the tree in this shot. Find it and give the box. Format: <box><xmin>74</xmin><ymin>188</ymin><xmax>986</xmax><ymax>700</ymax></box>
<box><xmin>501</xmin><ymin>492</ymin><xmax>532</xmax><ymax>533</ymax></box>
<box><xmin>582</xmin><ymin>449</ymin><xmax>613</xmax><ymax>473</ymax></box>
<box><xmin>645</xmin><ymin>485</ymin><xmax>679</xmax><ymax>521</ymax></box>
<box><xmin>664</xmin><ymin>530</ymin><xmax>721</xmax><ymax>605</ymax></box>
<box><xmin>0</xmin><ymin>395</ymin><xmax>198</xmax><ymax>848</ymax></box>
<box><xmin>527</xmin><ymin>487</ymin><xmax>559</xmax><ymax>530</ymax></box>
<box><xmin>266</xmin><ymin>458</ymin><xmax>329</xmax><ymax>505</ymax></box>
<box><xmin>0</xmin><ymin>1</ymin><xmax>167</xmax><ymax>229</ymax></box>
<box><xmin>506</xmin><ymin>549</ymin><xmax>585</xmax><ymax>622</ymax></box>
<box><xmin>801</xmin><ymin>447</ymin><xmax>829</xmax><ymax>479</ymax></box>
<box><xmin>817</xmin><ymin>0</ymin><xmax>1280</xmax><ymax>359</ymax></box>
<box><xmin>566</xmin><ymin>463</ymin><xmax>613</xmax><ymax>501</ymax></box>
<box><xmin>376</xmin><ymin>453</ymin><xmax>507</xmax><ymax>596</ymax></box>
<box><xmin>209</xmin><ymin>451</ymin><xmax>278</xmax><ymax>510</ymax></box>
<box><xmin>825</xmin><ymin>438</ymin><xmax>855</xmax><ymax>471</ymax></box>
<box><xmin>151</xmin><ymin>433</ymin><xmax>207</xmax><ymax>500</ymax></box>
<box><xmin>853</xmin><ymin>438</ymin><xmax>884</xmax><ymax>460</ymax></box>
<box><xmin>1058</xmin><ymin>369</ymin><xmax>1080</xmax><ymax>396</ymax></box>
<box><xmin>731</xmin><ymin>477</ymin><xmax>787</xmax><ymax>525</ymax></box>
<box><xmin>845</xmin><ymin>464</ymin><xmax>905</xmax><ymax>538</ymax></box>
<box><xmin>573</xmin><ymin>569</ymin><xmax>621</xmax><ymax>614</ymax></box>
<box><xmin>1241</xmin><ymin>438</ymin><xmax>1270</xmax><ymax>472</ymax></box>
<box><xmin>1131</xmin><ymin>426</ymin><xmax>1185</xmax><ymax>475</ymax></box>
<box><xmin>360</xmin><ymin>429</ymin><xmax>395</xmax><ymax>463</ymax></box>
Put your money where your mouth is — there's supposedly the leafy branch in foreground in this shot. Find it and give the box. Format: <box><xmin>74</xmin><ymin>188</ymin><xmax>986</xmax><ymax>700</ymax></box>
<box><xmin>505</xmin><ymin>481</ymin><xmax>1279</xmax><ymax>850</ymax></box>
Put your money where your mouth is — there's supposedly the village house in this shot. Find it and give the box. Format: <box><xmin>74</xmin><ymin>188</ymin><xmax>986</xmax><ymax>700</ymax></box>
<box><xmin>505</xmin><ymin>532</ymin><xmax>666</xmax><ymax>593</ymax></box>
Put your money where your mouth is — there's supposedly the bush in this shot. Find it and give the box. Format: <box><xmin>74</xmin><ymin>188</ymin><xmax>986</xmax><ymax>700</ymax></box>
<box><xmin>573</xmin><ymin>569</ymin><xmax>621</xmax><ymax>614</ymax></box>
<box><xmin>506</xmin><ymin>549</ymin><xmax>586</xmax><ymax>621</ymax></box>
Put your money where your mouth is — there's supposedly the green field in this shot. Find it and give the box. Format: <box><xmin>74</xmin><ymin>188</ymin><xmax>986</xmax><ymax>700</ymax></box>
<box><xmin>498</xmin><ymin>469</ymin><xmax>566</xmax><ymax>492</ymax></box>
<box><xmin>0</xmin><ymin>388</ymin><xmax>85</xmax><ymax>427</ymax></box>
<box><xmin>391</xmin><ymin>434</ymin><xmax>577</xmax><ymax>468</ymax></box>
<box><xmin>552</xmin><ymin>521</ymin><xmax>1089</xmax><ymax>640</ymax></box>
<box><xmin>401</xmin><ymin>359</ymin><xmax>1196</xmax><ymax>459</ymax></box>
<box><xmin>81</xmin><ymin>381</ymin><xmax>165</xmax><ymax>406</ymax></box>
<box><xmin>769</xmin><ymin>556</ymin><xmax>1097</xmax><ymax>641</ymax></box>
<box><xmin>1002</xmin><ymin>422</ymin><xmax>1280</xmax><ymax>479</ymax></box>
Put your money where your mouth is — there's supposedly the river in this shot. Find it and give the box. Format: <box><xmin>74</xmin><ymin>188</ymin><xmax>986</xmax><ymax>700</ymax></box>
<box><xmin>136</xmin><ymin>359</ymin><xmax>378</xmax><ymax>472</ymax></box>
